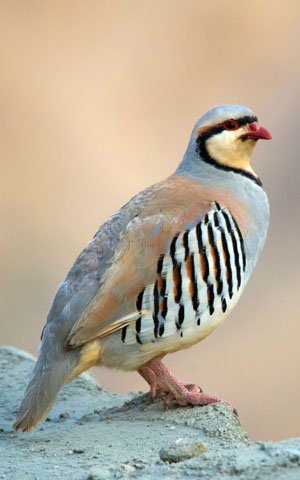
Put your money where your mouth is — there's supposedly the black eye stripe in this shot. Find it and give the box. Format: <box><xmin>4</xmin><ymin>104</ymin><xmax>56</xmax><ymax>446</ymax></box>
<box><xmin>236</xmin><ymin>115</ymin><xmax>258</xmax><ymax>128</ymax></box>
<box><xmin>198</xmin><ymin>115</ymin><xmax>258</xmax><ymax>140</ymax></box>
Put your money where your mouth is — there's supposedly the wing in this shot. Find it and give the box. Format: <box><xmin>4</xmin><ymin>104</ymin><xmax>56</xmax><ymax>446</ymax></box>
<box><xmin>66</xmin><ymin>193</ymin><xmax>247</xmax><ymax>348</ymax></box>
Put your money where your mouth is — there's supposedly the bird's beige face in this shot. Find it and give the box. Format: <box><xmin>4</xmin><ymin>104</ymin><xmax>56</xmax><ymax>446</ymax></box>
<box><xmin>196</xmin><ymin>115</ymin><xmax>272</xmax><ymax>182</ymax></box>
<box><xmin>205</xmin><ymin>127</ymin><xmax>257</xmax><ymax>176</ymax></box>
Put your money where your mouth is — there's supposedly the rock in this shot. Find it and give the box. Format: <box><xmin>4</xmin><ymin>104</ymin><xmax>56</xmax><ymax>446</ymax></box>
<box><xmin>159</xmin><ymin>439</ymin><xmax>207</xmax><ymax>463</ymax></box>
<box><xmin>1</xmin><ymin>345</ymin><xmax>300</xmax><ymax>480</ymax></box>
<box><xmin>73</xmin><ymin>448</ymin><xmax>85</xmax><ymax>454</ymax></box>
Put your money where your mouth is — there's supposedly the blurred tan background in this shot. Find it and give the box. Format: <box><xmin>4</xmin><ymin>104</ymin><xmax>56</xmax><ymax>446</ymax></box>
<box><xmin>1</xmin><ymin>0</ymin><xmax>299</xmax><ymax>441</ymax></box>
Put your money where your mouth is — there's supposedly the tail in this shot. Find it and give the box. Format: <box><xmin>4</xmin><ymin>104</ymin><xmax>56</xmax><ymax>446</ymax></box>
<box><xmin>13</xmin><ymin>347</ymin><xmax>79</xmax><ymax>432</ymax></box>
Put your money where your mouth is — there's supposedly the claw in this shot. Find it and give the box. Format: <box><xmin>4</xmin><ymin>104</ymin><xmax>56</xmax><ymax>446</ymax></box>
<box><xmin>184</xmin><ymin>384</ymin><xmax>203</xmax><ymax>394</ymax></box>
<box><xmin>138</xmin><ymin>359</ymin><xmax>235</xmax><ymax>412</ymax></box>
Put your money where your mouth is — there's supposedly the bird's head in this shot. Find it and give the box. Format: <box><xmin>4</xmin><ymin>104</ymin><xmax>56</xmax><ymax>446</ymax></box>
<box><xmin>190</xmin><ymin>104</ymin><xmax>271</xmax><ymax>185</ymax></box>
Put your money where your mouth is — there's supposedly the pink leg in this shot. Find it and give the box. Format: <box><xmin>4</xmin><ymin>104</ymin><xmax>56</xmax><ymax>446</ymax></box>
<box><xmin>138</xmin><ymin>358</ymin><xmax>235</xmax><ymax>412</ymax></box>
<box><xmin>138</xmin><ymin>364</ymin><xmax>158</xmax><ymax>400</ymax></box>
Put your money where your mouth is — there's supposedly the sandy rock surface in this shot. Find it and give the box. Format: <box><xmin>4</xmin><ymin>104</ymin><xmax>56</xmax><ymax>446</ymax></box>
<box><xmin>0</xmin><ymin>346</ymin><xmax>300</xmax><ymax>479</ymax></box>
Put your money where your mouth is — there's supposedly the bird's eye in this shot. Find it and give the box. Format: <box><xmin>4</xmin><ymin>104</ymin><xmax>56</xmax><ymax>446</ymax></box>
<box><xmin>223</xmin><ymin>119</ymin><xmax>240</xmax><ymax>131</ymax></box>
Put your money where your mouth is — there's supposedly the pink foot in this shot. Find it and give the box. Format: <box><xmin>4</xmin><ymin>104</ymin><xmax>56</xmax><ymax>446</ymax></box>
<box><xmin>138</xmin><ymin>358</ymin><xmax>235</xmax><ymax>412</ymax></box>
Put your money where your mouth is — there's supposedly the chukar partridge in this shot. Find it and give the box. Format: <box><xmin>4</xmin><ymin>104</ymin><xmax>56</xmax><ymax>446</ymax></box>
<box><xmin>14</xmin><ymin>104</ymin><xmax>271</xmax><ymax>431</ymax></box>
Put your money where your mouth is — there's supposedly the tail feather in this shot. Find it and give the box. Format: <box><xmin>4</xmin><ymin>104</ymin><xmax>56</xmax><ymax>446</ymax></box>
<box><xmin>13</xmin><ymin>349</ymin><xmax>78</xmax><ymax>432</ymax></box>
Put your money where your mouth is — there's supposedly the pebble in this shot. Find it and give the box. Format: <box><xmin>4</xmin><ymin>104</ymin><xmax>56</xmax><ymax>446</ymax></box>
<box><xmin>159</xmin><ymin>440</ymin><xmax>207</xmax><ymax>463</ymax></box>
<box><xmin>123</xmin><ymin>464</ymin><xmax>136</xmax><ymax>474</ymax></box>
<box><xmin>68</xmin><ymin>448</ymin><xmax>85</xmax><ymax>455</ymax></box>
<box><xmin>74</xmin><ymin>448</ymin><xmax>85</xmax><ymax>454</ymax></box>
<box><xmin>58</xmin><ymin>412</ymin><xmax>70</xmax><ymax>421</ymax></box>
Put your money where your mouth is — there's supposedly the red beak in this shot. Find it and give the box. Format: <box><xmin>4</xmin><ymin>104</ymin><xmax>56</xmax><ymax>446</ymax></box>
<box><xmin>242</xmin><ymin>122</ymin><xmax>272</xmax><ymax>141</ymax></box>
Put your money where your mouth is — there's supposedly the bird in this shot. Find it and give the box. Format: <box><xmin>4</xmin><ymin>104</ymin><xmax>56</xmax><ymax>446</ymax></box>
<box><xmin>13</xmin><ymin>104</ymin><xmax>271</xmax><ymax>431</ymax></box>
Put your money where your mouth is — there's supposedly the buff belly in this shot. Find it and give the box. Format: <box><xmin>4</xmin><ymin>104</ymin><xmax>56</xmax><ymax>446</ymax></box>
<box><xmin>100</xmin><ymin>299</ymin><xmax>238</xmax><ymax>371</ymax></box>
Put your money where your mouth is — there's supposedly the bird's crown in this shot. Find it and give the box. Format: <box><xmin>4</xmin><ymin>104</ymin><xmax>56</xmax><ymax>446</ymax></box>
<box><xmin>193</xmin><ymin>104</ymin><xmax>256</xmax><ymax>131</ymax></box>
